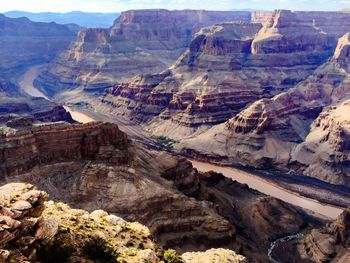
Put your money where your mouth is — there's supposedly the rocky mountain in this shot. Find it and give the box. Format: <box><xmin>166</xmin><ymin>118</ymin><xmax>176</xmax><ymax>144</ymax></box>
<box><xmin>0</xmin><ymin>182</ymin><xmax>248</xmax><ymax>263</ymax></box>
<box><xmin>0</xmin><ymin>15</ymin><xmax>75</xmax><ymax>125</ymax></box>
<box><xmin>99</xmin><ymin>10</ymin><xmax>350</xmax><ymax>139</ymax></box>
<box><xmin>178</xmin><ymin>31</ymin><xmax>350</xmax><ymax>187</ymax></box>
<box><xmin>0</xmin><ymin>14</ymin><xmax>75</xmax><ymax>76</ymax></box>
<box><xmin>0</xmin><ymin>121</ymin><xmax>307</xmax><ymax>262</ymax></box>
<box><xmin>4</xmin><ymin>11</ymin><xmax>120</xmax><ymax>28</ymax></box>
<box><xmin>34</xmin><ymin>9</ymin><xmax>256</xmax><ymax>95</ymax></box>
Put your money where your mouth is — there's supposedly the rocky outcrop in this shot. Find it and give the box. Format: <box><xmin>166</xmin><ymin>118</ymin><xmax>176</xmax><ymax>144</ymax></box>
<box><xmin>0</xmin><ymin>14</ymin><xmax>75</xmax><ymax>76</ymax></box>
<box><xmin>272</xmin><ymin>207</ymin><xmax>350</xmax><ymax>263</ymax></box>
<box><xmin>0</xmin><ymin>183</ymin><xmax>176</xmax><ymax>262</ymax></box>
<box><xmin>0</xmin><ymin>122</ymin><xmax>128</xmax><ymax>177</ymax></box>
<box><xmin>0</xmin><ymin>121</ymin><xmax>306</xmax><ymax>262</ymax></box>
<box><xmin>178</xmin><ymin>31</ymin><xmax>350</xmax><ymax>187</ymax></box>
<box><xmin>0</xmin><ymin>95</ymin><xmax>74</xmax><ymax>127</ymax></box>
<box><xmin>102</xmin><ymin>22</ymin><xmax>262</xmax><ymax>129</ymax></box>
<box><xmin>0</xmin><ymin>183</ymin><xmax>251</xmax><ymax>263</ymax></box>
<box><xmin>182</xmin><ymin>248</ymin><xmax>247</xmax><ymax>263</ymax></box>
<box><xmin>334</xmin><ymin>32</ymin><xmax>350</xmax><ymax>60</ymax></box>
<box><xmin>100</xmin><ymin>10</ymin><xmax>350</xmax><ymax>139</ymax></box>
<box><xmin>251</xmin><ymin>11</ymin><xmax>273</xmax><ymax>23</ymax></box>
<box><xmin>304</xmin><ymin>207</ymin><xmax>350</xmax><ymax>262</ymax></box>
<box><xmin>292</xmin><ymin>100</ymin><xmax>350</xmax><ymax>186</ymax></box>
<box><xmin>34</xmin><ymin>9</ymin><xmax>253</xmax><ymax>95</ymax></box>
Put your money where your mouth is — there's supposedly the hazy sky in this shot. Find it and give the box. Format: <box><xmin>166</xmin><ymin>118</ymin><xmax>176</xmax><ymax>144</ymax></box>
<box><xmin>0</xmin><ymin>0</ymin><xmax>350</xmax><ymax>13</ymax></box>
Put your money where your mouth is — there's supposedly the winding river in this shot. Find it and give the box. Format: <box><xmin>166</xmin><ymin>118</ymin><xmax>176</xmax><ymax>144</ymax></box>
<box><xmin>18</xmin><ymin>65</ymin><xmax>344</xmax><ymax>221</ymax></box>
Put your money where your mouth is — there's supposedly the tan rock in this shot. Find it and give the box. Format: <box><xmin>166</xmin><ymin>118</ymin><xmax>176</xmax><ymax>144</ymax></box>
<box><xmin>182</xmin><ymin>248</ymin><xmax>247</xmax><ymax>263</ymax></box>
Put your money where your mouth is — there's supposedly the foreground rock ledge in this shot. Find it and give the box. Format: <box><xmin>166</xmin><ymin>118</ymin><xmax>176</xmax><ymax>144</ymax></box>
<box><xmin>0</xmin><ymin>183</ymin><xmax>246</xmax><ymax>263</ymax></box>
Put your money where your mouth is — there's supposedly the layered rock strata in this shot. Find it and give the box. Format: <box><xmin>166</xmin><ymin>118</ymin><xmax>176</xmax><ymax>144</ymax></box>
<box><xmin>101</xmin><ymin>10</ymin><xmax>350</xmax><ymax>139</ymax></box>
<box><xmin>34</xmin><ymin>9</ymin><xmax>253</xmax><ymax>95</ymax></box>
<box><xmin>102</xmin><ymin>22</ymin><xmax>262</xmax><ymax>128</ymax></box>
<box><xmin>179</xmin><ymin>32</ymin><xmax>350</xmax><ymax>186</ymax></box>
<box><xmin>0</xmin><ymin>122</ymin><xmax>305</xmax><ymax>262</ymax></box>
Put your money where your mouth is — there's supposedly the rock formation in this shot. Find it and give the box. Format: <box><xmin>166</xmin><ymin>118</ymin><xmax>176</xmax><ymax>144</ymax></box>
<box><xmin>99</xmin><ymin>10</ymin><xmax>350</xmax><ymax>140</ymax></box>
<box><xmin>271</xmin><ymin>207</ymin><xmax>350</xmax><ymax>263</ymax></box>
<box><xmin>34</xmin><ymin>9</ymin><xmax>253</xmax><ymax>95</ymax></box>
<box><xmin>0</xmin><ymin>183</ymin><xmax>247</xmax><ymax>263</ymax></box>
<box><xmin>102</xmin><ymin>22</ymin><xmax>262</xmax><ymax>131</ymax></box>
<box><xmin>0</xmin><ymin>79</ymin><xmax>74</xmax><ymax>125</ymax></box>
<box><xmin>250</xmin><ymin>11</ymin><xmax>273</xmax><ymax>23</ymax></box>
<box><xmin>178</xmin><ymin>31</ymin><xmax>350</xmax><ymax>187</ymax></box>
<box><xmin>0</xmin><ymin>121</ymin><xmax>306</xmax><ymax>262</ymax></box>
<box><xmin>182</xmin><ymin>248</ymin><xmax>247</xmax><ymax>263</ymax></box>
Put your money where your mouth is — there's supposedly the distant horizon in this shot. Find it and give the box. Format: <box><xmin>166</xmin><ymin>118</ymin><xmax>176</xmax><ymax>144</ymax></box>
<box><xmin>3</xmin><ymin>7</ymin><xmax>350</xmax><ymax>15</ymax></box>
<box><xmin>0</xmin><ymin>0</ymin><xmax>349</xmax><ymax>13</ymax></box>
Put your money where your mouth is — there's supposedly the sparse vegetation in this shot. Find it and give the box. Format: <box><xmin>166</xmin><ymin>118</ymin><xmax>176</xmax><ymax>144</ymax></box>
<box><xmin>37</xmin><ymin>237</ymin><xmax>75</xmax><ymax>263</ymax></box>
<box><xmin>138</xmin><ymin>242</ymin><xmax>145</xmax><ymax>249</ymax></box>
<box><xmin>82</xmin><ymin>236</ymin><xmax>119</xmax><ymax>263</ymax></box>
<box><xmin>156</xmin><ymin>136</ymin><xmax>180</xmax><ymax>150</ymax></box>
<box><xmin>126</xmin><ymin>240</ymin><xmax>134</xmax><ymax>247</ymax></box>
<box><xmin>163</xmin><ymin>249</ymin><xmax>184</xmax><ymax>263</ymax></box>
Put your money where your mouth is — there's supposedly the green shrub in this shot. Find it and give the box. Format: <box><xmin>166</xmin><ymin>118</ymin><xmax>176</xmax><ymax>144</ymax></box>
<box><xmin>82</xmin><ymin>236</ymin><xmax>119</xmax><ymax>263</ymax></box>
<box><xmin>37</xmin><ymin>238</ymin><xmax>75</xmax><ymax>263</ymax></box>
<box><xmin>138</xmin><ymin>242</ymin><xmax>145</xmax><ymax>249</ymax></box>
<box><xmin>164</xmin><ymin>249</ymin><xmax>183</xmax><ymax>263</ymax></box>
<box><xmin>156</xmin><ymin>136</ymin><xmax>180</xmax><ymax>150</ymax></box>
<box><xmin>126</xmin><ymin>240</ymin><xmax>134</xmax><ymax>247</ymax></box>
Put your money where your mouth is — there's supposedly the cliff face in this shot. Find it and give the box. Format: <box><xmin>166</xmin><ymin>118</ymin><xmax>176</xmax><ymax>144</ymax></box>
<box><xmin>102</xmin><ymin>22</ymin><xmax>263</xmax><ymax>133</ymax></box>
<box><xmin>0</xmin><ymin>122</ymin><xmax>128</xmax><ymax>177</ymax></box>
<box><xmin>100</xmin><ymin>10</ymin><xmax>350</xmax><ymax>139</ymax></box>
<box><xmin>179</xmin><ymin>32</ymin><xmax>350</xmax><ymax>187</ymax></box>
<box><xmin>34</xmin><ymin>10</ymin><xmax>253</xmax><ymax>95</ymax></box>
<box><xmin>0</xmin><ymin>122</ymin><xmax>305</xmax><ymax>263</ymax></box>
<box><xmin>250</xmin><ymin>11</ymin><xmax>273</xmax><ymax>23</ymax></box>
<box><xmin>0</xmin><ymin>79</ymin><xmax>74</xmax><ymax>125</ymax></box>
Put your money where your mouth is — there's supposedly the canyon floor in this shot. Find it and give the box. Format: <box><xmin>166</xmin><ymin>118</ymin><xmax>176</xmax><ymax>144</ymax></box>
<box><xmin>18</xmin><ymin>64</ymin><xmax>350</xmax><ymax>221</ymax></box>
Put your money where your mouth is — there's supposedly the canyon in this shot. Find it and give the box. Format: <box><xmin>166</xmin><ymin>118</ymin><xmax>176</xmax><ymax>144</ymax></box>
<box><xmin>0</xmin><ymin>121</ymin><xmax>308</xmax><ymax>262</ymax></box>
<box><xmin>97</xmin><ymin>9</ymin><xmax>350</xmax><ymax>139</ymax></box>
<box><xmin>34</xmin><ymin>9</ymin><xmax>273</xmax><ymax>95</ymax></box>
<box><xmin>39</xmin><ymin>9</ymin><xmax>350</xmax><ymax>191</ymax></box>
<box><xmin>2</xmin><ymin>6</ymin><xmax>350</xmax><ymax>263</ymax></box>
<box><xmin>0</xmin><ymin>14</ymin><xmax>76</xmax><ymax>125</ymax></box>
<box><xmin>179</xmin><ymin>27</ymin><xmax>350</xmax><ymax>188</ymax></box>
<box><xmin>271</xmin><ymin>207</ymin><xmax>350</xmax><ymax>263</ymax></box>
